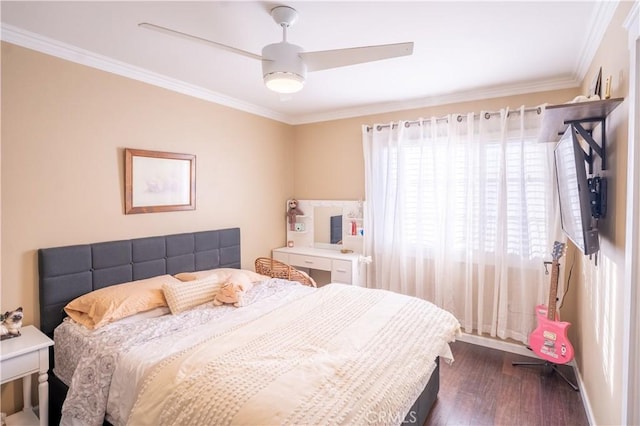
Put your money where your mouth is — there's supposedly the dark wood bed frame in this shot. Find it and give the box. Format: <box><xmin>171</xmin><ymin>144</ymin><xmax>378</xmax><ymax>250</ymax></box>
<box><xmin>37</xmin><ymin>227</ymin><xmax>439</xmax><ymax>425</ymax></box>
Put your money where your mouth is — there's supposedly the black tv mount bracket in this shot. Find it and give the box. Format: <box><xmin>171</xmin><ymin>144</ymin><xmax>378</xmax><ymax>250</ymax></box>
<box><xmin>588</xmin><ymin>176</ymin><xmax>607</xmax><ymax>219</ymax></box>
<box><xmin>564</xmin><ymin>116</ymin><xmax>609</xmax><ymax>219</ymax></box>
<box><xmin>563</xmin><ymin>116</ymin><xmax>607</xmax><ymax>174</ymax></box>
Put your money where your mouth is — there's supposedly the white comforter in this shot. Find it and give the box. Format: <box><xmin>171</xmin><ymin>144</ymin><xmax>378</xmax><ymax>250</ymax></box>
<box><xmin>57</xmin><ymin>280</ymin><xmax>460</xmax><ymax>426</ymax></box>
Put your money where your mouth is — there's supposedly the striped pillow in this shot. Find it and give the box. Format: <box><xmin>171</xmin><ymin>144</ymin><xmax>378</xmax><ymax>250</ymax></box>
<box><xmin>162</xmin><ymin>276</ymin><xmax>223</xmax><ymax>314</ymax></box>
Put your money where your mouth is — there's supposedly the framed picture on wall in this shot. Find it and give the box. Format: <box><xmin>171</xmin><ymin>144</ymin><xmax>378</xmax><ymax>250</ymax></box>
<box><xmin>124</xmin><ymin>148</ymin><xmax>196</xmax><ymax>214</ymax></box>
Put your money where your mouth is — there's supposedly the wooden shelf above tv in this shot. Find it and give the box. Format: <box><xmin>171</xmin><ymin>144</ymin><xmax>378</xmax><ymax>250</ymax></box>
<box><xmin>539</xmin><ymin>97</ymin><xmax>624</xmax><ymax>143</ymax></box>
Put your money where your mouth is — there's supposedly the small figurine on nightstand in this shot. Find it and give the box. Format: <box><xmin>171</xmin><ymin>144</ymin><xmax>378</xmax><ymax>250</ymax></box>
<box><xmin>0</xmin><ymin>307</ymin><xmax>23</xmax><ymax>340</ymax></box>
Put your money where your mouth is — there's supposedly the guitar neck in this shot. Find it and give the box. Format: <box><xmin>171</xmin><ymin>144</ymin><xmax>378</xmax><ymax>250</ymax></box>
<box><xmin>547</xmin><ymin>260</ymin><xmax>560</xmax><ymax>320</ymax></box>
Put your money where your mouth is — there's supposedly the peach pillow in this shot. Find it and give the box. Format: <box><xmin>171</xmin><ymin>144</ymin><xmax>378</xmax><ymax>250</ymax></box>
<box><xmin>64</xmin><ymin>274</ymin><xmax>181</xmax><ymax>330</ymax></box>
<box><xmin>174</xmin><ymin>268</ymin><xmax>269</xmax><ymax>283</ymax></box>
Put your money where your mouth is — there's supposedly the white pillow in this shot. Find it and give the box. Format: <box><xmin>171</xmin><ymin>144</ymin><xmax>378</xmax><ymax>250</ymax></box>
<box><xmin>163</xmin><ymin>276</ymin><xmax>222</xmax><ymax>314</ymax></box>
<box><xmin>112</xmin><ymin>307</ymin><xmax>170</xmax><ymax>325</ymax></box>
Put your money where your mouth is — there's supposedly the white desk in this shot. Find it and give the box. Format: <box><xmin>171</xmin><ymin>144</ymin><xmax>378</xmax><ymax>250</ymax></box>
<box><xmin>272</xmin><ymin>246</ymin><xmax>363</xmax><ymax>286</ymax></box>
<box><xmin>1</xmin><ymin>325</ymin><xmax>54</xmax><ymax>426</ymax></box>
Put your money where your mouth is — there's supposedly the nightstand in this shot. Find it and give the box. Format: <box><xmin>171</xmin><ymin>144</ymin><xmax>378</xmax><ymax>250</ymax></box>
<box><xmin>0</xmin><ymin>325</ymin><xmax>54</xmax><ymax>426</ymax></box>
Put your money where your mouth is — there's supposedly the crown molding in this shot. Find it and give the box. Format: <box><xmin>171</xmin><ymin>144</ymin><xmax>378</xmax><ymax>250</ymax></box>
<box><xmin>290</xmin><ymin>76</ymin><xmax>580</xmax><ymax>125</ymax></box>
<box><xmin>0</xmin><ymin>24</ymin><xmax>293</xmax><ymax>124</ymax></box>
<box><xmin>574</xmin><ymin>0</ymin><xmax>619</xmax><ymax>82</ymax></box>
<box><xmin>624</xmin><ymin>0</ymin><xmax>639</xmax><ymax>38</ymax></box>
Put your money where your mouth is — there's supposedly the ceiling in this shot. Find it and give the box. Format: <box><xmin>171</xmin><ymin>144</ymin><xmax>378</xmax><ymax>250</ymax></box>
<box><xmin>0</xmin><ymin>1</ymin><xmax>615</xmax><ymax>124</ymax></box>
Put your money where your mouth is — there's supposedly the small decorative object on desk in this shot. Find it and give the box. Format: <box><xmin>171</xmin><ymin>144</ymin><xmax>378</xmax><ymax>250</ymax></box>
<box><xmin>287</xmin><ymin>199</ymin><xmax>304</xmax><ymax>231</ymax></box>
<box><xmin>287</xmin><ymin>240</ymin><xmax>294</xmax><ymax>248</ymax></box>
<box><xmin>0</xmin><ymin>306</ymin><xmax>23</xmax><ymax>340</ymax></box>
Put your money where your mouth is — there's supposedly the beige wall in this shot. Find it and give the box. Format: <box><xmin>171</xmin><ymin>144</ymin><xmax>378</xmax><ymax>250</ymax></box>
<box><xmin>573</xmin><ymin>2</ymin><xmax>633</xmax><ymax>425</ymax></box>
<box><xmin>1</xmin><ymin>43</ymin><xmax>294</xmax><ymax>411</ymax></box>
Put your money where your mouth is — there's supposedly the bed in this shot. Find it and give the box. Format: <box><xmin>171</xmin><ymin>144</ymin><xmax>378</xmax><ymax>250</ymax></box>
<box><xmin>38</xmin><ymin>228</ymin><xmax>460</xmax><ymax>425</ymax></box>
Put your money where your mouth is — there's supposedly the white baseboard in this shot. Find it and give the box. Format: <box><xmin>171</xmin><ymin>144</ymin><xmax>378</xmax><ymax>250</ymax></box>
<box><xmin>457</xmin><ymin>332</ymin><xmax>535</xmax><ymax>358</ymax></box>
<box><xmin>570</xmin><ymin>364</ymin><xmax>596</xmax><ymax>426</ymax></box>
<box><xmin>457</xmin><ymin>332</ymin><xmax>594</xmax><ymax>425</ymax></box>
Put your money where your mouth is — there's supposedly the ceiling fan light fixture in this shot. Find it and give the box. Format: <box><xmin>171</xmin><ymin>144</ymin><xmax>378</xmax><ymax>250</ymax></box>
<box><xmin>264</xmin><ymin>72</ymin><xmax>305</xmax><ymax>94</ymax></box>
<box><xmin>141</xmin><ymin>5</ymin><xmax>414</xmax><ymax>94</ymax></box>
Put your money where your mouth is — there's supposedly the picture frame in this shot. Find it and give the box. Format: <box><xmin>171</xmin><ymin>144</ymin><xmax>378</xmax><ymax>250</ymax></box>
<box><xmin>124</xmin><ymin>148</ymin><xmax>196</xmax><ymax>214</ymax></box>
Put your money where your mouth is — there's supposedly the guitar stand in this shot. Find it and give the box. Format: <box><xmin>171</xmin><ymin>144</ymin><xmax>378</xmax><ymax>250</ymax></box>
<box><xmin>512</xmin><ymin>359</ymin><xmax>579</xmax><ymax>391</ymax></box>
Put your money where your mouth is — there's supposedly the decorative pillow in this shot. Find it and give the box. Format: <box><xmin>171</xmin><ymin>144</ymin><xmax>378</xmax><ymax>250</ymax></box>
<box><xmin>173</xmin><ymin>268</ymin><xmax>269</xmax><ymax>283</ymax></box>
<box><xmin>163</xmin><ymin>276</ymin><xmax>223</xmax><ymax>314</ymax></box>
<box><xmin>64</xmin><ymin>274</ymin><xmax>181</xmax><ymax>330</ymax></box>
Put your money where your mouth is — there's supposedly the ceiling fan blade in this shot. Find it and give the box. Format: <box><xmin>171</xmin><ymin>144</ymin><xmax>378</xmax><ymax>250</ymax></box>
<box><xmin>301</xmin><ymin>42</ymin><xmax>413</xmax><ymax>72</ymax></box>
<box><xmin>139</xmin><ymin>22</ymin><xmax>262</xmax><ymax>61</ymax></box>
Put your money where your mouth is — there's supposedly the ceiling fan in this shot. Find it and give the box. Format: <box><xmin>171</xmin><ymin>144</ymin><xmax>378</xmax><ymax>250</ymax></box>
<box><xmin>139</xmin><ymin>5</ymin><xmax>414</xmax><ymax>94</ymax></box>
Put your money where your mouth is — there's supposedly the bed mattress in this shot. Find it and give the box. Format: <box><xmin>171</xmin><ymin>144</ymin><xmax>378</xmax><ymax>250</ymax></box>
<box><xmin>55</xmin><ymin>279</ymin><xmax>460</xmax><ymax>426</ymax></box>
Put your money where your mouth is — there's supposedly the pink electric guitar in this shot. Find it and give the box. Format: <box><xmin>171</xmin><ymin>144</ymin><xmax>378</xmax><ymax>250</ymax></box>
<box><xmin>528</xmin><ymin>241</ymin><xmax>574</xmax><ymax>364</ymax></box>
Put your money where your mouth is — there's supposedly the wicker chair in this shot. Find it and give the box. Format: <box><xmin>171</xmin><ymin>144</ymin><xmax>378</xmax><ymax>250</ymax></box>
<box><xmin>255</xmin><ymin>257</ymin><xmax>317</xmax><ymax>287</ymax></box>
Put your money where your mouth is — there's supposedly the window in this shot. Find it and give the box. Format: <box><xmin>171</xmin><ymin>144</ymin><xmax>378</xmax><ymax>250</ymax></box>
<box><xmin>396</xmin><ymin>133</ymin><xmax>551</xmax><ymax>260</ymax></box>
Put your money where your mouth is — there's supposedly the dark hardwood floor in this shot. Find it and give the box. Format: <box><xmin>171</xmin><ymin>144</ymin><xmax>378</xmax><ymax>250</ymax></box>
<box><xmin>425</xmin><ymin>341</ymin><xmax>589</xmax><ymax>426</ymax></box>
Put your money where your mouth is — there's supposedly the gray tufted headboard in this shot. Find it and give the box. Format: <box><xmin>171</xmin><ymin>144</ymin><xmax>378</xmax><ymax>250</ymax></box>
<box><xmin>38</xmin><ymin>228</ymin><xmax>241</xmax><ymax>336</ymax></box>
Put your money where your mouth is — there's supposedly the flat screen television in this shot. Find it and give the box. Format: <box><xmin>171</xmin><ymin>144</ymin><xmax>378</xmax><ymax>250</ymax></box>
<box><xmin>554</xmin><ymin>127</ymin><xmax>602</xmax><ymax>255</ymax></box>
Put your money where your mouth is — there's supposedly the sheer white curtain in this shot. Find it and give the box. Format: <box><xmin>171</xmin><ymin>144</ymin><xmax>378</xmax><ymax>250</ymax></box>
<box><xmin>362</xmin><ymin>106</ymin><xmax>563</xmax><ymax>342</ymax></box>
